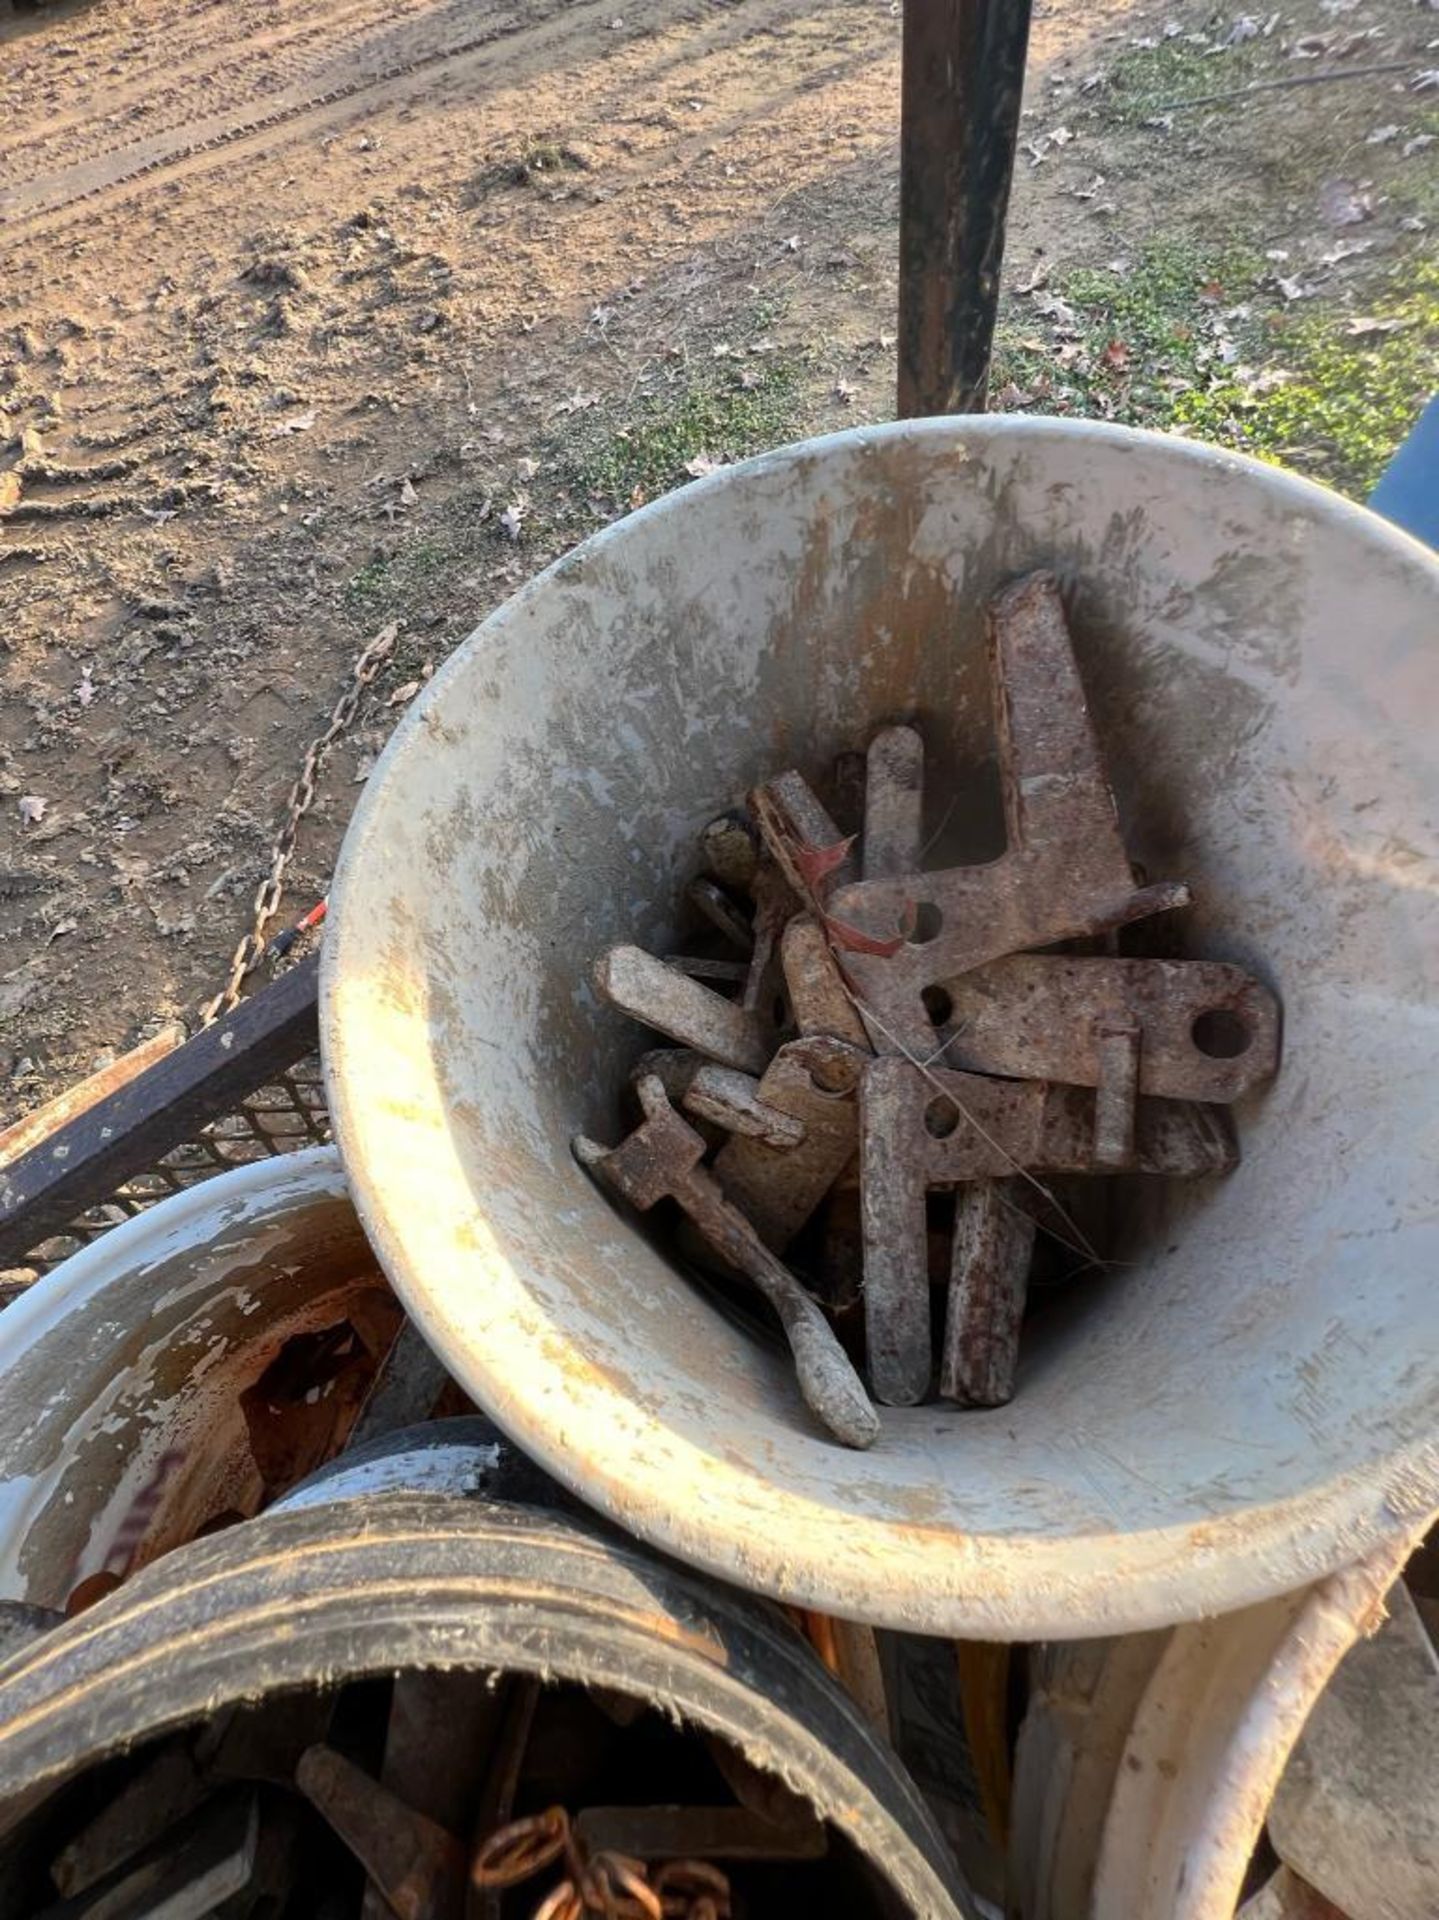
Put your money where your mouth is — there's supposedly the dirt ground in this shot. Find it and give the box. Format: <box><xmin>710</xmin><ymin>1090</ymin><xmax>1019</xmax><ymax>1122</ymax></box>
<box><xmin>2</xmin><ymin>0</ymin><xmax>1435</xmax><ymax>1113</ymax></box>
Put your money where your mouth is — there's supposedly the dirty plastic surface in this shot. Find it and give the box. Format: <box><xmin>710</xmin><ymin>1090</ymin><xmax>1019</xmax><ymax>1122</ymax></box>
<box><xmin>323</xmin><ymin>417</ymin><xmax>1439</xmax><ymax>1639</ymax></box>
<box><xmin>0</xmin><ymin>1148</ymin><xmax>391</xmax><ymax>1611</ymax></box>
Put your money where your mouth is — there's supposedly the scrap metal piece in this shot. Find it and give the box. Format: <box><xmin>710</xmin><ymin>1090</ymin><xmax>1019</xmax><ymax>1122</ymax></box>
<box><xmin>828</xmin><ymin>573</ymin><xmax>1190</xmax><ymax>1055</ymax></box>
<box><xmin>297</xmin><ymin>1744</ymin><xmax>467</xmax><ymax>1920</ymax></box>
<box><xmin>663</xmin><ymin>956</ymin><xmax>750</xmax><ymax>987</ymax></box>
<box><xmin>576</xmin><ymin>1077</ymin><xmax>879</xmax><ymax>1449</ymax></box>
<box><xmin>38</xmin><ymin>1789</ymin><xmax>261</xmax><ymax>1920</ymax></box>
<box><xmin>52</xmin><ymin>1743</ymin><xmax>207</xmax><ymax>1898</ymax></box>
<box><xmin>712</xmin><ymin>1036</ymin><xmax>869</xmax><ymax>1251</ymax></box>
<box><xmin>686</xmin><ymin>879</ymin><xmax>754</xmax><ymax>950</ymax></box>
<box><xmin>348</xmin><ymin>1318</ymin><xmax>450</xmax><ymax>1453</ymax></box>
<box><xmin>359</xmin><ymin>1672</ymin><xmax>502</xmax><ymax>1920</ymax></box>
<box><xmin>699</xmin><ymin>812</ymin><xmax>760</xmax><ymax>894</ymax></box>
<box><xmin>573</xmin><ymin>1804</ymin><xmax>826</xmax><ymax>1862</ymax></box>
<box><xmin>739</xmin><ymin>861</ymin><xmax>798</xmax><ymax>1017</ymax></box>
<box><xmin>595</xmin><ymin>946</ymin><xmax>770</xmax><ymax>1074</ymax></box>
<box><xmin>863</xmin><ymin>725</ymin><xmax>925</xmax><ymax>880</ymax></box>
<box><xmin>682</xmin><ymin>1066</ymin><xmax>807</xmax><ymax>1150</ymax></box>
<box><xmin>938</xmin><ymin>955</ymin><xmax>1281</xmax><ymax>1103</ymax></box>
<box><xmin>632</xmin><ymin>1049</ymin><xmax>707</xmax><ymax>1104</ymax></box>
<box><xmin>940</xmin><ymin>1180</ymin><xmax>1037</xmax><ymax>1408</ymax></box>
<box><xmin>780</xmin><ymin>915</ymin><xmax>870</xmax><ymax>1050</ymax></box>
<box><xmin>860</xmin><ymin>1060</ymin><xmax>1236</xmax><ymax>1403</ymax></box>
<box><xmin>860</xmin><ymin>1061</ymin><xmax>1048</xmax><ymax>1405</ymax></box>
<box><xmin>470</xmin><ymin>1676</ymin><xmax>540</xmax><ymax>1920</ymax></box>
<box><xmin>750</xmin><ymin>771</ymin><xmax>856</xmax><ymax>904</ymax></box>
<box><xmin>1092</xmin><ymin>1016</ymin><xmax>1142</xmax><ymax>1173</ymax></box>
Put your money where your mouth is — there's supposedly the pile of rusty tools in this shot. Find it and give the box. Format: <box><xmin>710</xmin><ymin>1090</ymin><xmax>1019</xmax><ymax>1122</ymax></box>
<box><xmin>22</xmin><ymin>1672</ymin><xmax>845</xmax><ymax>1920</ymax></box>
<box><xmin>583</xmin><ymin>572</ymin><xmax>1282</xmax><ymax>1444</ymax></box>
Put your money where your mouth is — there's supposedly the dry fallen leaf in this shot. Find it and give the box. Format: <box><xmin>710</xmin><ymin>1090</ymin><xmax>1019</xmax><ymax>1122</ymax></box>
<box><xmin>388</xmin><ymin>679</ymin><xmax>422</xmax><ymax>706</ymax></box>
<box><xmin>1319</xmin><ymin>178</ymin><xmax>1373</xmax><ymax>226</ymax></box>
<box><xmin>18</xmin><ymin>795</ymin><xmax>47</xmax><ymax>826</ymax></box>
<box><xmin>0</xmin><ymin>470</ymin><xmax>21</xmax><ymax>515</ymax></box>
<box><xmin>75</xmin><ymin>671</ymin><xmax>95</xmax><ymax>708</ymax></box>
<box><xmin>399</xmin><ymin>477</ymin><xmax>418</xmax><ymax>507</ymax></box>
<box><xmin>1101</xmin><ymin>339</ymin><xmax>1132</xmax><ymax>371</ymax></box>
<box><xmin>499</xmin><ymin>501</ymin><xmax>526</xmax><ymax>540</ymax></box>
<box><xmin>683</xmin><ymin>453</ymin><xmax>723</xmax><ymax>478</ymax></box>
<box><xmin>269</xmin><ymin>409</ymin><xmax>317</xmax><ymax>436</ymax></box>
<box><xmin>46</xmin><ymin>917</ymin><xmax>77</xmax><ymax>946</ymax></box>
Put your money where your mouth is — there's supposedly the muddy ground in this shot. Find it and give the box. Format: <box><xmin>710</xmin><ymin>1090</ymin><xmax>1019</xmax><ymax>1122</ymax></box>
<box><xmin>2</xmin><ymin>0</ymin><xmax>1435</xmax><ymax>1112</ymax></box>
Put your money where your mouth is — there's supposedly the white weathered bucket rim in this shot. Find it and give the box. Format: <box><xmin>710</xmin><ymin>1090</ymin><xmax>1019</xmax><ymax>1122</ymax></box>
<box><xmin>323</xmin><ymin>415</ymin><xmax>1439</xmax><ymax>1638</ymax></box>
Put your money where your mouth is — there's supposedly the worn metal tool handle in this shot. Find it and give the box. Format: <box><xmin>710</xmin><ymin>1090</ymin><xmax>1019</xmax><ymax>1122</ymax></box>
<box><xmin>684</xmin><ymin>1174</ymin><xmax>880</xmax><ymax>1452</ymax></box>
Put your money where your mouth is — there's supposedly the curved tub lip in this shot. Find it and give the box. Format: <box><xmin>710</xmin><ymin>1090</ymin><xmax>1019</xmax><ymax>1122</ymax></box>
<box><xmin>321</xmin><ymin>415</ymin><xmax>1439</xmax><ymax>1639</ymax></box>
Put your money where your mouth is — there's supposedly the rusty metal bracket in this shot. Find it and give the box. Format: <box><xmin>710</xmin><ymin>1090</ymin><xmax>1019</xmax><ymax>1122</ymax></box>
<box><xmin>938</xmin><ymin>954</ymin><xmax>1281</xmax><ymax>1103</ymax></box>
<box><xmin>297</xmin><ymin>1743</ymin><xmax>467</xmax><ymax>1920</ymax></box>
<box><xmin>860</xmin><ymin>1057</ymin><xmax>1236</xmax><ymax>1403</ymax></box>
<box><xmin>595</xmin><ymin>946</ymin><xmax>771</xmax><ymax>1074</ymax></box>
<box><xmin>712</xmin><ymin>1036</ymin><xmax>868</xmax><ymax>1252</ymax></box>
<box><xmin>827</xmin><ymin>574</ymin><xmax>1190</xmax><ymax>1055</ymax></box>
<box><xmin>575</xmin><ymin>1075</ymin><xmax>878</xmax><ymax>1449</ymax></box>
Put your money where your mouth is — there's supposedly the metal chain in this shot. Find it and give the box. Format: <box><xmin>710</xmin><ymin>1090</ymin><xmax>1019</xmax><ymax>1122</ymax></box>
<box><xmin>199</xmin><ymin>620</ymin><xmax>399</xmax><ymax>1026</ymax></box>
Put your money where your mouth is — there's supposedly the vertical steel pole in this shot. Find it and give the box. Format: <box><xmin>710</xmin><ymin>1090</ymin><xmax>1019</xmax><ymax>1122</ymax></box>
<box><xmin>897</xmin><ymin>0</ymin><xmax>1035</xmax><ymax>418</ymax></box>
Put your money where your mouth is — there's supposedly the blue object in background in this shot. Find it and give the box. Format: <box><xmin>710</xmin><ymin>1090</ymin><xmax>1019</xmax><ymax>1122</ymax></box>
<box><xmin>1369</xmin><ymin>394</ymin><xmax>1439</xmax><ymax>551</ymax></box>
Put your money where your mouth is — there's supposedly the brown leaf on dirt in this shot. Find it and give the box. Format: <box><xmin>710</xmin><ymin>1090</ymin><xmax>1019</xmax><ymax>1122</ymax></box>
<box><xmin>0</xmin><ymin>471</ymin><xmax>21</xmax><ymax>515</ymax></box>
<box><xmin>1100</xmin><ymin>340</ymin><xmax>1131</xmax><ymax>371</ymax></box>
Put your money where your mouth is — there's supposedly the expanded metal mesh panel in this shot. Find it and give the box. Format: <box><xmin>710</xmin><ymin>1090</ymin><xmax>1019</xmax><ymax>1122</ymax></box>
<box><xmin>11</xmin><ymin>1057</ymin><xmax>330</xmax><ymax>1281</ymax></box>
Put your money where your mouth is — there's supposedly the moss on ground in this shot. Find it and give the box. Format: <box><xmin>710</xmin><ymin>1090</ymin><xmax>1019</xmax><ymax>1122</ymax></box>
<box><xmin>995</xmin><ymin>243</ymin><xmax>1438</xmax><ymax>497</ymax></box>
<box><xmin>559</xmin><ymin>321</ymin><xmax>805</xmax><ymax>508</ymax></box>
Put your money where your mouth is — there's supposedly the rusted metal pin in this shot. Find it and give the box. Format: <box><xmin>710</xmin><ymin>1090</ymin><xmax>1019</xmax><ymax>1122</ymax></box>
<box><xmin>573</xmin><ymin>1804</ymin><xmax>826</xmax><ymax>1862</ymax></box>
<box><xmin>296</xmin><ymin>1746</ymin><xmax>467</xmax><ymax>1920</ymax></box>
<box><xmin>750</xmin><ymin>770</ymin><xmax>856</xmax><ymax>905</ymax></box>
<box><xmin>682</xmin><ymin>1066</ymin><xmax>807</xmax><ymax>1149</ymax></box>
<box><xmin>576</xmin><ymin>1076</ymin><xmax>879</xmax><ymax>1449</ymax></box>
<box><xmin>863</xmin><ymin>725</ymin><xmax>925</xmax><ymax>879</ymax></box>
<box><xmin>940</xmin><ymin>1179</ymin><xmax>1037</xmax><ymax>1407</ymax></box>
<box><xmin>686</xmin><ymin>878</ymin><xmax>754</xmax><ymax>950</ymax></box>
<box><xmin>663</xmin><ymin>956</ymin><xmax>750</xmax><ymax>987</ymax></box>
<box><xmin>780</xmin><ymin>915</ymin><xmax>870</xmax><ymax>1050</ymax></box>
<box><xmin>699</xmin><ymin>811</ymin><xmax>760</xmax><ymax>893</ymax></box>
<box><xmin>596</xmin><ymin>946</ymin><xmax>771</xmax><ymax>1074</ymax></box>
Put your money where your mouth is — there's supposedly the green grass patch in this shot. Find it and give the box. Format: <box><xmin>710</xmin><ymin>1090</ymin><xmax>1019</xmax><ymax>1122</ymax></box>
<box><xmin>1094</xmin><ymin>39</ymin><xmax>1261</xmax><ymax>128</ymax></box>
<box><xmin>995</xmin><ymin>243</ymin><xmax>1438</xmax><ymax>497</ymax></box>
<box><xmin>1175</xmin><ymin>263</ymin><xmax>1439</xmax><ymax>495</ymax></box>
<box><xmin>560</xmin><ymin>328</ymin><xmax>805</xmax><ymax>508</ymax></box>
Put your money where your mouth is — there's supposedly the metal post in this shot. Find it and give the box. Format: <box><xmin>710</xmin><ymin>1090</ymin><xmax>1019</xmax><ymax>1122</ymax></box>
<box><xmin>897</xmin><ymin>0</ymin><xmax>1035</xmax><ymax>418</ymax></box>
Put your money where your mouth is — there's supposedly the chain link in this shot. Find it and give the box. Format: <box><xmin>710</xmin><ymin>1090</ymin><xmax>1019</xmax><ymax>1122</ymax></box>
<box><xmin>199</xmin><ymin>620</ymin><xmax>400</xmax><ymax>1026</ymax></box>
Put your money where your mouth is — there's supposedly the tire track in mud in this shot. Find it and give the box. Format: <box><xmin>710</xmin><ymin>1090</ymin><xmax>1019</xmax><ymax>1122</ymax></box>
<box><xmin>0</xmin><ymin>0</ymin><xmax>436</xmax><ymax>189</ymax></box>
<box><xmin>0</xmin><ymin>0</ymin><xmax>752</xmax><ymax>237</ymax></box>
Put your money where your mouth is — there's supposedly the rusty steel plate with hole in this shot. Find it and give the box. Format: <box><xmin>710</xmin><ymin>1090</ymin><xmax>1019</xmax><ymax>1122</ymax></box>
<box><xmin>576</xmin><ymin>1076</ymin><xmax>877</xmax><ymax>1450</ymax></box>
<box><xmin>711</xmin><ymin>1035</ymin><xmax>868</xmax><ymax>1252</ymax></box>
<box><xmin>938</xmin><ymin>955</ymin><xmax>1281</xmax><ymax>1103</ymax></box>
<box><xmin>827</xmin><ymin>574</ymin><xmax>1189</xmax><ymax>1057</ymax></box>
